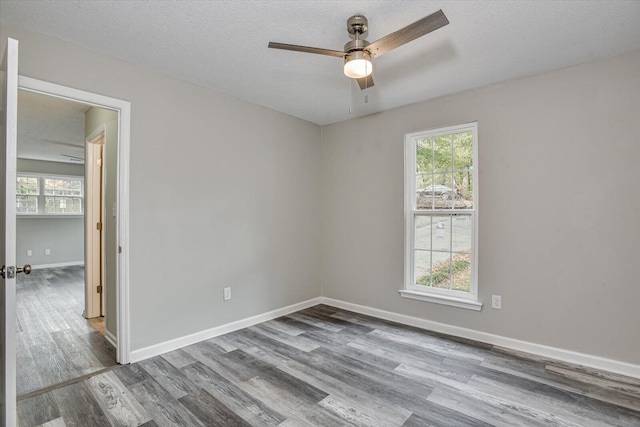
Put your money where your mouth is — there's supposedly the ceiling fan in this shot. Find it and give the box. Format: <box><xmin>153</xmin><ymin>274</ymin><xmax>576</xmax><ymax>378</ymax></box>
<box><xmin>268</xmin><ymin>9</ymin><xmax>449</xmax><ymax>90</ymax></box>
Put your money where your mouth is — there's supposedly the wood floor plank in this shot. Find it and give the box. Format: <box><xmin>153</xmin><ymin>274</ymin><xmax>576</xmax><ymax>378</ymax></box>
<box><xmin>138</xmin><ymin>356</ymin><xmax>200</xmax><ymax>399</ymax></box>
<box><xmin>50</xmin><ymin>381</ymin><xmax>112</xmax><ymax>427</ymax></box>
<box><xmin>51</xmin><ymin>330</ymin><xmax>104</xmax><ymax>375</ymax></box>
<box><xmin>249</xmin><ymin>323</ymin><xmax>321</xmax><ymax>352</ymax></box>
<box><xmin>262</xmin><ymin>318</ymin><xmax>307</xmax><ymax>336</ymax></box>
<box><xmin>401</xmin><ymin>407</ymin><xmax>494</xmax><ymax>427</ymax></box>
<box><xmin>86</xmin><ymin>371</ymin><xmax>152</xmax><ymax>427</ymax></box>
<box><xmin>38</xmin><ymin>418</ymin><xmax>66</xmax><ymax>427</ymax></box>
<box><xmin>316</xmin><ymin>394</ymin><xmax>385</xmax><ymax>427</ymax></box>
<box><xmin>17</xmin><ymin>391</ymin><xmax>60</xmax><ymax>427</ymax></box>
<box><xmin>181</xmin><ymin>361</ymin><xmax>286</xmax><ymax>426</ymax></box>
<box><xmin>113</xmin><ymin>362</ymin><xmax>155</xmax><ymax>388</ymax></box>
<box><xmin>160</xmin><ymin>348</ymin><xmax>198</xmax><ymax>369</ymax></box>
<box><xmin>285</xmin><ymin>312</ymin><xmax>345</xmax><ymax>333</ymax></box>
<box><xmin>223</xmin><ymin>349</ymin><xmax>328</xmax><ymax>405</ymax></box>
<box><xmin>178</xmin><ymin>388</ymin><xmax>252</xmax><ymax>426</ymax></box>
<box><xmin>129</xmin><ymin>379</ymin><xmax>205</xmax><ymax>427</ymax></box>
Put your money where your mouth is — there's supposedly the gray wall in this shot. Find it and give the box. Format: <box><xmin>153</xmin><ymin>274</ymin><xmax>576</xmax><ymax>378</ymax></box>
<box><xmin>1</xmin><ymin>21</ymin><xmax>323</xmax><ymax>350</ymax></box>
<box><xmin>16</xmin><ymin>159</ymin><xmax>84</xmax><ymax>267</ymax></box>
<box><xmin>85</xmin><ymin>107</ymin><xmax>119</xmax><ymax>338</ymax></box>
<box><xmin>321</xmin><ymin>50</ymin><xmax>640</xmax><ymax>365</ymax></box>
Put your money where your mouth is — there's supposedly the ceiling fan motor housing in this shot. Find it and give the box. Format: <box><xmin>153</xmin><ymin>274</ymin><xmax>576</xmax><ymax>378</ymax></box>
<box><xmin>347</xmin><ymin>15</ymin><xmax>368</xmax><ymax>37</ymax></box>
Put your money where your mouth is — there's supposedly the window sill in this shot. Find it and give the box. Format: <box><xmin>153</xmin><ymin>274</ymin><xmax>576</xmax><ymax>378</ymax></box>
<box><xmin>398</xmin><ymin>289</ymin><xmax>483</xmax><ymax>311</ymax></box>
<box><xmin>17</xmin><ymin>215</ymin><xmax>84</xmax><ymax>219</ymax></box>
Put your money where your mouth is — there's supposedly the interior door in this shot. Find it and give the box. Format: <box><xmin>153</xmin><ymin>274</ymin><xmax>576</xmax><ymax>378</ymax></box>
<box><xmin>1</xmin><ymin>37</ymin><xmax>19</xmax><ymax>427</ymax></box>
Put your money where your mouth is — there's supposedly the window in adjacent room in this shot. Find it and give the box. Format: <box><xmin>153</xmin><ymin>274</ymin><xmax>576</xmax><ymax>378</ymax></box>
<box><xmin>17</xmin><ymin>174</ymin><xmax>84</xmax><ymax>215</ymax></box>
<box><xmin>401</xmin><ymin>122</ymin><xmax>481</xmax><ymax>310</ymax></box>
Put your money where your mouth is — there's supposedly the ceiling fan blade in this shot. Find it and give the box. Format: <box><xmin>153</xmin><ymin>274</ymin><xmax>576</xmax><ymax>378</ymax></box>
<box><xmin>268</xmin><ymin>42</ymin><xmax>346</xmax><ymax>58</ymax></box>
<box><xmin>357</xmin><ymin>75</ymin><xmax>374</xmax><ymax>90</ymax></box>
<box><xmin>367</xmin><ymin>9</ymin><xmax>449</xmax><ymax>58</ymax></box>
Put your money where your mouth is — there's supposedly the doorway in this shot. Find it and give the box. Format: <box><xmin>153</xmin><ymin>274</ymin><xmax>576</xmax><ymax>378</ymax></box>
<box><xmin>15</xmin><ymin>89</ymin><xmax>120</xmax><ymax>397</ymax></box>
<box><xmin>16</xmin><ymin>76</ymin><xmax>131</xmax><ymax>363</ymax></box>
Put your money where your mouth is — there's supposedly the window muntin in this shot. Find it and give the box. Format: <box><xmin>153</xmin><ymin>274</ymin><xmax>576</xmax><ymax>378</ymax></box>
<box><xmin>405</xmin><ymin>123</ymin><xmax>477</xmax><ymax>301</ymax></box>
<box><xmin>17</xmin><ymin>174</ymin><xmax>84</xmax><ymax>215</ymax></box>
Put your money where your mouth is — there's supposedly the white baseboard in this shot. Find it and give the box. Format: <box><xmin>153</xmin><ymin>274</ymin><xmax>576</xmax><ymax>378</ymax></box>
<box><xmin>319</xmin><ymin>297</ymin><xmax>640</xmax><ymax>380</ymax></box>
<box><xmin>105</xmin><ymin>329</ymin><xmax>117</xmax><ymax>348</ymax></box>
<box><xmin>30</xmin><ymin>261</ymin><xmax>84</xmax><ymax>270</ymax></box>
<box><xmin>130</xmin><ymin>297</ymin><xmax>323</xmax><ymax>363</ymax></box>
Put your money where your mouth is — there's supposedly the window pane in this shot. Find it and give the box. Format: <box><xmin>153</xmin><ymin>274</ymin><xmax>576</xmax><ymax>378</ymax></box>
<box><xmin>45</xmin><ymin>178</ymin><xmax>84</xmax><ymax>198</ymax></box>
<box><xmin>428</xmin><ymin>251</ymin><xmax>451</xmax><ymax>290</ymax></box>
<box><xmin>414</xmin><ymin>250</ymin><xmax>431</xmax><ymax>287</ymax></box>
<box><xmin>17</xmin><ymin>177</ymin><xmax>38</xmax><ymax>195</ymax></box>
<box><xmin>433</xmin><ymin>135</ymin><xmax>453</xmax><ymax>173</ymax></box>
<box><xmin>431</xmin><ymin>216</ymin><xmax>451</xmax><ymax>252</ymax></box>
<box><xmin>451</xmin><ymin>253</ymin><xmax>472</xmax><ymax>293</ymax></box>
<box><xmin>45</xmin><ymin>197</ymin><xmax>82</xmax><ymax>214</ymax></box>
<box><xmin>452</xmin><ymin>172</ymin><xmax>472</xmax><ymax>209</ymax></box>
<box><xmin>453</xmin><ymin>132</ymin><xmax>473</xmax><ymax>172</ymax></box>
<box><xmin>415</xmin><ymin>216</ymin><xmax>431</xmax><ymax>250</ymax></box>
<box><xmin>16</xmin><ymin>195</ymin><xmax>38</xmax><ymax>213</ymax></box>
<box><xmin>430</xmin><ymin>173</ymin><xmax>455</xmax><ymax>209</ymax></box>
<box><xmin>415</xmin><ymin>138</ymin><xmax>434</xmax><ymax>174</ymax></box>
<box><xmin>416</xmin><ymin>175</ymin><xmax>434</xmax><ymax>210</ymax></box>
<box><xmin>452</xmin><ymin>215</ymin><xmax>472</xmax><ymax>254</ymax></box>
<box><xmin>71</xmin><ymin>180</ymin><xmax>83</xmax><ymax>196</ymax></box>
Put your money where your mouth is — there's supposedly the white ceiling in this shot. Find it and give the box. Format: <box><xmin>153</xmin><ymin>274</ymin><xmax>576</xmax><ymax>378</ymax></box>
<box><xmin>3</xmin><ymin>1</ymin><xmax>640</xmax><ymax>125</ymax></box>
<box><xmin>18</xmin><ymin>90</ymin><xmax>88</xmax><ymax>164</ymax></box>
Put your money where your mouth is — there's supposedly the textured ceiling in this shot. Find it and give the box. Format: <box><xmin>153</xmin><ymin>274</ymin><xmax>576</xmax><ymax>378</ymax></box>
<box><xmin>18</xmin><ymin>90</ymin><xmax>88</xmax><ymax>164</ymax></box>
<box><xmin>3</xmin><ymin>1</ymin><xmax>640</xmax><ymax>125</ymax></box>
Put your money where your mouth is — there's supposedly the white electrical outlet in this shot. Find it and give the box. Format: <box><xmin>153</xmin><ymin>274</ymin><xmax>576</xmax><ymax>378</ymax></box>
<box><xmin>491</xmin><ymin>295</ymin><xmax>502</xmax><ymax>309</ymax></box>
<box><xmin>27</xmin><ymin>250</ymin><xmax>32</xmax><ymax>257</ymax></box>
<box><xmin>223</xmin><ymin>287</ymin><xmax>232</xmax><ymax>301</ymax></box>
<box><xmin>45</xmin><ymin>248</ymin><xmax>51</xmax><ymax>255</ymax></box>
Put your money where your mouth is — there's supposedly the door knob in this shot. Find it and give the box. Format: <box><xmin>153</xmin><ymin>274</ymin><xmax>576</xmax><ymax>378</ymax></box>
<box><xmin>0</xmin><ymin>264</ymin><xmax>32</xmax><ymax>279</ymax></box>
<box><xmin>17</xmin><ymin>264</ymin><xmax>32</xmax><ymax>275</ymax></box>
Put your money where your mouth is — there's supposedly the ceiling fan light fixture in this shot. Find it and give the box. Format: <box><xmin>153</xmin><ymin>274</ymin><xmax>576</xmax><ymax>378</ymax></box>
<box><xmin>344</xmin><ymin>51</ymin><xmax>372</xmax><ymax>79</ymax></box>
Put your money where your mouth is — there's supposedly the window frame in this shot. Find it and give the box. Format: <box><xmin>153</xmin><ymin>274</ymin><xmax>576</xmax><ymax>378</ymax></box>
<box><xmin>17</xmin><ymin>172</ymin><xmax>84</xmax><ymax>217</ymax></box>
<box><xmin>401</xmin><ymin>122</ymin><xmax>481</xmax><ymax>311</ymax></box>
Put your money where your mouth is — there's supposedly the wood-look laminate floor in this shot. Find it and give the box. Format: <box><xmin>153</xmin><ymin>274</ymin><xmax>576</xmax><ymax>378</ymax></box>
<box><xmin>16</xmin><ymin>266</ymin><xmax>116</xmax><ymax>397</ymax></box>
<box><xmin>17</xmin><ymin>304</ymin><xmax>640</xmax><ymax>427</ymax></box>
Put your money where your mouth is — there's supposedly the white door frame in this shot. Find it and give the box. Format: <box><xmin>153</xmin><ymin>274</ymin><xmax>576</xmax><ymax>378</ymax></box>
<box><xmin>85</xmin><ymin>125</ymin><xmax>106</xmax><ymax>320</ymax></box>
<box><xmin>17</xmin><ymin>76</ymin><xmax>131</xmax><ymax>364</ymax></box>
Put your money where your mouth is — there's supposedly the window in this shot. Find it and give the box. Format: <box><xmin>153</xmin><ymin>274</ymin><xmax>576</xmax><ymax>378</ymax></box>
<box><xmin>17</xmin><ymin>174</ymin><xmax>84</xmax><ymax>215</ymax></box>
<box><xmin>402</xmin><ymin>123</ymin><xmax>481</xmax><ymax>310</ymax></box>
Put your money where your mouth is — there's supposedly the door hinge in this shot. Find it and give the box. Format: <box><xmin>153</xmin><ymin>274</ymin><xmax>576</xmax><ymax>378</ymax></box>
<box><xmin>97</xmin><ymin>158</ymin><xmax>103</xmax><ymax>167</ymax></box>
<box><xmin>96</xmin><ymin>222</ymin><xmax>103</xmax><ymax>231</ymax></box>
<box><xmin>118</xmin><ymin>246</ymin><xmax>122</xmax><ymax>254</ymax></box>
<box><xmin>97</xmin><ymin>285</ymin><xmax>103</xmax><ymax>294</ymax></box>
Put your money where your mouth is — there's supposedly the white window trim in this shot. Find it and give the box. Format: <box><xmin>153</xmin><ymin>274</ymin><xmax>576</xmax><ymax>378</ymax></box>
<box><xmin>400</xmin><ymin>122</ymin><xmax>481</xmax><ymax>311</ymax></box>
<box><xmin>17</xmin><ymin>172</ymin><xmax>85</xmax><ymax>217</ymax></box>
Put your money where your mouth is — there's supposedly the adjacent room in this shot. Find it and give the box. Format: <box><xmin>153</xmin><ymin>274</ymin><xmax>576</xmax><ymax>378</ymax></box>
<box><xmin>1</xmin><ymin>1</ymin><xmax>639</xmax><ymax>426</ymax></box>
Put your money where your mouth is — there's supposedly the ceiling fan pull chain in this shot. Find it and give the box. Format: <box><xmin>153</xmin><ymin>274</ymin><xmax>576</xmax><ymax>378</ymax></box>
<box><xmin>349</xmin><ymin>77</ymin><xmax>353</xmax><ymax>114</ymax></box>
